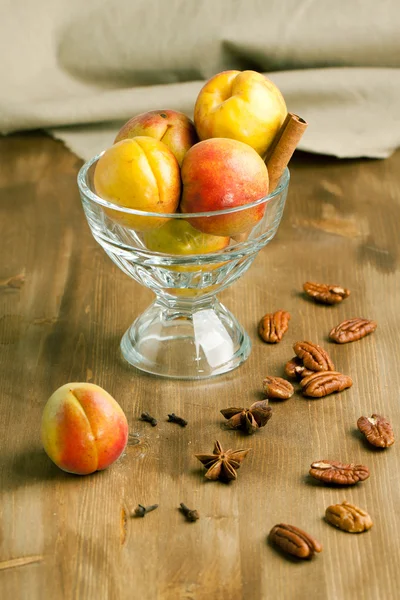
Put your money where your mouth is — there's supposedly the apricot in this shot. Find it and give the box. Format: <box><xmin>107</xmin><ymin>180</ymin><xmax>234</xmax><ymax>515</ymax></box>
<box><xmin>143</xmin><ymin>218</ymin><xmax>230</xmax><ymax>256</ymax></box>
<box><xmin>180</xmin><ymin>138</ymin><xmax>269</xmax><ymax>236</ymax></box>
<box><xmin>194</xmin><ymin>70</ymin><xmax>287</xmax><ymax>158</ymax></box>
<box><xmin>94</xmin><ymin>137</ymin><xmax>181</xmax><ymax>231</ymax></box>
<box><xmin>41</xmin><ymin>383</ymin><xmax>128</xmax><ymax>475</ymax></box>
<box><xmin>142</xmin><ymin>219</ymin><xmax>230</xmax><ymax>295</ymax></box>
<box><xmin>114</xmin><ymin>109</ymin><xmax>198</xmax><ymax>166</ymax></box>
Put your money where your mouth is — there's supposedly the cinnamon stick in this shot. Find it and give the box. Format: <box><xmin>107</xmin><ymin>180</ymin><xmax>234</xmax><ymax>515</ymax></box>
<box><xmin>231</xmin><ymin>113</ymin><xmax>307</xmax><ymax>244</ymax></box>
<box><xmin>265</xmin><ymin>112</ymin><xmax>308</xmax><ymax>192</ymax></box>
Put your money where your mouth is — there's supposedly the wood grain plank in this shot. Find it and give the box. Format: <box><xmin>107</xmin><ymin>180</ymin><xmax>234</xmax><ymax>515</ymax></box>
<box><xmin>0</xmin><ymin>133</ymin><xmax>399</xmax><ymax>600</ymax></box>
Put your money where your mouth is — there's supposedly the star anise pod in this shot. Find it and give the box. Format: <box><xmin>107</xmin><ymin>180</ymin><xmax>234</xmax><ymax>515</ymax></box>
<box><xmin>220</xmin><ymin>400</ymin><xmax>272</xmax><ymax>434</ymax></box>
<box><xmin>195</xmin><ymin>440</ymin><xmax>251</xmax><ymax>482</ymax></box>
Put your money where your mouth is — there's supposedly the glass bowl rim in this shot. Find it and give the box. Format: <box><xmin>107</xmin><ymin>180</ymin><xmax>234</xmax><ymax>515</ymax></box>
<box><xmin>77</xmin><ymin>151</ymin><xmax>290</xmax><ymax>219</ymax></box>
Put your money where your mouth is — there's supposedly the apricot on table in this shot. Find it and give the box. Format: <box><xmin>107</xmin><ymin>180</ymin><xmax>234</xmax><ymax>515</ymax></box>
<box><xmin>41</xmin><ymin>382</ymin><xmax>129</xmax><ymax>475</ymax></box>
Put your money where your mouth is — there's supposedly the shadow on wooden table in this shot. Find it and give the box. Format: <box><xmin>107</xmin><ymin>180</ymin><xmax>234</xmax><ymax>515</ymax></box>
<box><xmin>5</xmin><ymin>446</ymin><xmax>106</xmax><ymax>492</ymax></box>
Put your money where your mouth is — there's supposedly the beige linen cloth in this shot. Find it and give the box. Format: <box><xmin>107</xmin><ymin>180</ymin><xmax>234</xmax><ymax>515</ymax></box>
<box><xmin>1</xmin><ymin>0</ymin><xmax>400</xmax><ymax>160</ymax></box>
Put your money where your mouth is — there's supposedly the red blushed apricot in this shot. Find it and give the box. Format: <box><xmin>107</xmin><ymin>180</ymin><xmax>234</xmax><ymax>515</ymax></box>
<box><xmin>114</xmin><ymin>109</ymin><xmax>198</xmax><ymax>166</ymax></box>
<box><xmin>41</xmin><ymin>383</ymin><xmax>128</xmax><ymax>475</ymax></box>
<box><xmin>180</xmin><ymin>138</ymin><xmax>269</xmax><ymax>237</ymax></box>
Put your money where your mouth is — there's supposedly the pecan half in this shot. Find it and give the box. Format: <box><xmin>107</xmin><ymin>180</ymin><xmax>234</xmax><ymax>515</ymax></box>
<box><xmin>262</xmin><ymin>376</ymin><xmax>294</xmax><ymax>400</ymax></box>
<box><xmin>310</xmin><ymin>460</ymin><xmax>370</xmax><ymax>485</ymax></box>
<box><xmin>269</xmin><ymin>523</ymin><xmax>322</xmax><ymax>559</ymax></box>
<box><xmin>357</xmin><ymin>414</ymin><xmax>395</xmax><ymax>448</ymax></box>
<box><xmin>303</xmin><ymin>282</ymin><xmax>350</xmax><ymax>305</ymax></box>
<box><xmin>293</xmin><ymin>341</ymin><xmax>335</xmax><ymax>372</ymax></box>
<box><xmin>284</xmin><ymin>357</ymin><xmax>314</xmax><ymax>380</ymax></box>
<box><xmin>325</xmin><ymin>501</ymin><xmax>373</xmax><ymax>533</ymax></box>
<box><xmin>329</xmin><ymin>318</ymin><xmax>377</xmax><ymax>344</ymax></box>
<box><xmin>301</xmin><ymin>371</ymin><xmax>353</xmax><ymax>398</ymax></box>
<box><xmin>258</xmin><ymin>310</ymin><xmax>290</xmax><ymax>343</ymax></box>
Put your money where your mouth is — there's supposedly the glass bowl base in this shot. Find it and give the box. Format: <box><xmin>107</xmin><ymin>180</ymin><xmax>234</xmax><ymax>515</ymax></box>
<box><xmin>120</xmin><ymin>297</ymin><xmax>251</xmax><ymax>379</ymax></box>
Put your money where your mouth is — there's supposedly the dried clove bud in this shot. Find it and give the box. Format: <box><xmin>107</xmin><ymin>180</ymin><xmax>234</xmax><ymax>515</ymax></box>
<box><xmin>140</xmin><ymin>412</ymin><xmax>158</xmax><ymax>426</ymax></box>
<box><xmin>167</xmin><ymin>413</ymin><xmax>188</xmax><ymax>427</ymax></box>
<box><xmin>132</xmin><ymin>504</ymin><xmax>159</xmax><ymax>518</ymax></box>
<box><xmin>179</xmin><ymin>503</ymin><xmax>200</xmax><ymax>522</ymax></box>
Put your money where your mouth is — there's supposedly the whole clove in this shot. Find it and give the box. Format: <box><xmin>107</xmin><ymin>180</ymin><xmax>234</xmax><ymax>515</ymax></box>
<box><xmin>132</xmin><ymin>504</ymin><xmax>159</xmax><ymax>518</ymax></box>
<box><xmin>140</xmin><ymin>412</ymin><xmax>158</xmax><ymax>426</ymax></box>
<box><xmin>179</xmin><ymin>503</ymin><xmax>200</xmax><ymax>522</ymax></box>
<box><xmin>167</xmin><ymin>413</ymin><xmax>188</xmax><ymax>427</ymax></box>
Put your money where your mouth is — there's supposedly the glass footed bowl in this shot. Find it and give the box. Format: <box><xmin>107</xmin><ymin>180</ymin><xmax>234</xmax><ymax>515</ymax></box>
<box><xmin>78</xmin><ymin>154</ymin><xmax>289</xmax><ymax>380</ymax></box>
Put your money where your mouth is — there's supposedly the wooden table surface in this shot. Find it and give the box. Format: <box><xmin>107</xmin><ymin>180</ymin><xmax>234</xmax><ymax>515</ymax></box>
<box><xmin>1</xmin><ymin>132</ymin><xmax>399</xmax><ymax>600</ymax></box>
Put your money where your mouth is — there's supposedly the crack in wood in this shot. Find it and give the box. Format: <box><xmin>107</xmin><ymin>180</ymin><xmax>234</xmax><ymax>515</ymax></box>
<box><xmin>0</xmin><ymin>555</ymin><xmax>43</xmax><ymax>572</ymax></box>
<box><xmin>120</xmin><ymin>506</ymin><xmax>128</xmax><ymax>545</ymax></box>
<box><xmin>0</xmin><ymin>270</ymin><xmax>26</xmax><ymax>290</ymax></box>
